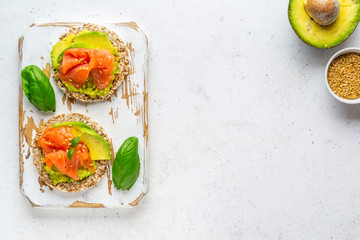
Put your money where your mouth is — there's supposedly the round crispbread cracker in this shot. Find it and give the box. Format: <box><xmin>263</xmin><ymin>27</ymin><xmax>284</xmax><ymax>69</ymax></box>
<box><xmin>32</xmin><ymin>113</ymin><xmax>110</xmax><ymax>192</ymax></box>
<box><xmin>52</xmin><ymin>23</ymin><xmax>130</xmax><ymax>102</ymax></box>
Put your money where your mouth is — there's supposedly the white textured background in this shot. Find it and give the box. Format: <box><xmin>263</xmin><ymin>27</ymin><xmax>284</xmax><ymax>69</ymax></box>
<box><xmin>2</xmin><ymin>0</ymin><xmax>360</xmax><ymax>239</ymax></box>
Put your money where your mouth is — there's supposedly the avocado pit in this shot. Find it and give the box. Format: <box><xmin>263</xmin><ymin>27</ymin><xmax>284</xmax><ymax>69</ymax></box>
<box><xmin>305</xmin><ymin>0</ymin><xmax>340</xmax><ymax>26</ymax></box>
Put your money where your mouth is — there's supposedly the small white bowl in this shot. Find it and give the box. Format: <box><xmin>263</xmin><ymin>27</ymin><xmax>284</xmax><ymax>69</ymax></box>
<box><xmin>325</xmin><ymin>47</ymin><xmax>360</xmax><ymax>104</ymax></box>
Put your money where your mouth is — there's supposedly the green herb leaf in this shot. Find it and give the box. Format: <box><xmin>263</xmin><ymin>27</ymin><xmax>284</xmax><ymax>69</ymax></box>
<box><xmin>70</xmin><ymin>137</ymin><xmax>80</xmax><ymax>148</ymax></box>
<box><xmin>67</xmin><ymin>148</ymin><xmax>75</xmax><ymax>161</ymax></box>
<box><xmin>112</xmin><ymin>137</ymin><xmax>140</xmax><ymax>191</ymax></box>
<box><xmin>21</xmin><ymin>65</ymin><xmax>56</xmax><ymax>112</ymax></box>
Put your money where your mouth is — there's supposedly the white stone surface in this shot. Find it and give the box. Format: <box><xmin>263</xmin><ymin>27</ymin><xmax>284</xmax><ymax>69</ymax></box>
<box><xmin>1</xmin><ymin>0</ymin><xmax>360</xmax><ymax>239</ymax></box>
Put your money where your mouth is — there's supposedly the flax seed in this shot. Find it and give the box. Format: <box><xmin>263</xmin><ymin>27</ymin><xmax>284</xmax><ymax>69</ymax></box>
<box><xmin>328</xmin><ymin>52</ymin><xmax>360</xmax><ymax>100</ymax></box>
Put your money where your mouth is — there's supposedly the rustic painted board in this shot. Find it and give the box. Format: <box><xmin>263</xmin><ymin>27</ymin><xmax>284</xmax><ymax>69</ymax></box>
<box><xmin>18</xmin><ymin>22</ymin><xmax>148</xmax><ymax>208</ymax></box>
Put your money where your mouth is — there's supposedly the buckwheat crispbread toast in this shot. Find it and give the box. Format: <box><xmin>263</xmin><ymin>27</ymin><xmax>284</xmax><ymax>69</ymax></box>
<box><xmin>52</xmin><ymin>23</ymin><xmax>130</xmax><ymax>102</ymax></box>
<box><xmin>32</xmin><ymin>113</ymin><xmax>110</xmax><ymax>192</ymax></box>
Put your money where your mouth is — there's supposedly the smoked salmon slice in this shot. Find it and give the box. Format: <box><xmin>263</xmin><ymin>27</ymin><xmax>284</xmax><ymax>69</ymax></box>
<box><xmin>89</xmin><ymin>48</ymin><xmax>115</xmax><ymax>89</ymax></box>
<box><xmin>38</xmin><ymin>126</ymin><xmax>73</xmax><ymax>154</ymax></box>
<box><xmin>44</xmin><ymin>150</ymin><xmax>79</xmax><ymax>180</ymax></box>
<box><xmin>39</xmin><ymin>126</ymin><xmax>95</xmax><ymax>180</ymax></box>
<box><xmin>57</xmin><ymin>48</ymin><xmax>114</xmax><ymax>89</ymax></box>
<box><xmin>72</xmin><ymin>143</ymin><xmax>95</xmax><ymax>173</ymax></box>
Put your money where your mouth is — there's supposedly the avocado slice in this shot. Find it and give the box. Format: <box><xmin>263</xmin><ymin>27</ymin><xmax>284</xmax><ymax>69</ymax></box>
<box><xmin>50</xmin><ymin>33</ymin><xmax>75</xmax><ymax>70</ymax></box>
<box><xmin>43</xmin><ymin>165</ymin><xmax>73</xmax><ymax>185</ymax></box>
<box><xmin>43</xmin><ymin>165</ymin><xmax>94</xmax><ymax>185</ymax></box>
<box><xmin>56</xmin><ymin>43</ymin><xmax>95</xmax><ymax>63</ymax></box>
<box><xmin>288</xmin><ymin>0</ymin><xmax>360</xmax><ymax>48</ymax></box>
<box><xmin>51</xmin><ymin>30</ymin><xmax>119</xmax><ymax>70</ymax></box>
<box><xmin>53</xmin><ymin>121</ymin><xmax>92</xmax><ymax>129</ymax></box>
<box><xmin>52</xmin><ymin>122</ymin><xmax>111</xmax><ymax>160</ymax></box>
<box><xmin>72</xmin><ymin>31</ymin><xmax>119</xmax><ymax>56</ymax></box>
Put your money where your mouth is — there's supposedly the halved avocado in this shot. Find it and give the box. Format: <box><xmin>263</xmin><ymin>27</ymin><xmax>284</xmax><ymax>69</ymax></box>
<box><xmin>288</xmin><ymin>0</ymin><xmax>360</xmax><ymax>48</ymax></box>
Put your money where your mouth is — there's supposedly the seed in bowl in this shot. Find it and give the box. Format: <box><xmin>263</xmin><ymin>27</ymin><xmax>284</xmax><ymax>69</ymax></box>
<box><xmin>327</xmin><ymin>52</ymin><xmax>360</xmax><ymax>100</ymax></box>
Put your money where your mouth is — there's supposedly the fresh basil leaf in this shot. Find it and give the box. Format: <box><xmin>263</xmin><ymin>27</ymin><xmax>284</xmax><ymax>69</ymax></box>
<box><xmin>67</xmin><ymin>148</ymin><xmax>75</xmax><ymax>161</ymax></box>
<box><xmin>70</xmin><ymin>137</ymin><xmax>80</xmax><ymax>148</ymax></box>
<box><xmin>119</xmin><ymin>137</ymin><xmax>138</xmax><ymax>163</ymax></box>
<box><xmin>21</xmin><ymin>65</ymin><xmax>56</xmax><ymax>112</ymax></box>
<box><xmin>119</xmin><ymin>154</ymin><xmax>140</xmax><ymax>190</ymax></box>
<box><xmin>112</xmin><ymin>137</ymin><xmax>140</xmax><ymax>190</ymax></box>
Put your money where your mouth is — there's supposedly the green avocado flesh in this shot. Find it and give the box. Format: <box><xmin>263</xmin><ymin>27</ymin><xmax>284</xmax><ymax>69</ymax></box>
<box><xmin>50</xmin><ymin>33</ymin><xmax>75</xmax><ymax>70</ymax></box>
<box><xmin>288</xmin><ymin>0</ymin><xmax>360</xmax><ymax>48</ymax></box>
<box><xmin>50</xmin><ymin>30</ymin><xmax>120</xmax><ymax>97</ymax></box>
<box><xmin>52</xmin><ymin>121</ymin><xmax>111</xmax><ymax>160</ymax></box>
<box><xmin>44</xmin><ymin>121</ymin><xmax>110</xmax><ymax>185</ymax></box>
<box><xmin>72</xmin><ymin>31</ymin><xmax>118</xmax><ymax>55</ymax></box>
<box><xmin>53</xmin><ymin>121</ymin><xmax>92</xmax><ymax>129</ymax></box>
<box><xmin>43</xmin><ymin>165</ymin><xmax>95</xmax><ymax>185</ymax></box>
<box><xmin>64</xmin><ymin>78</ymin><xmax>114</xmax><ymax>98</ymax></box>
